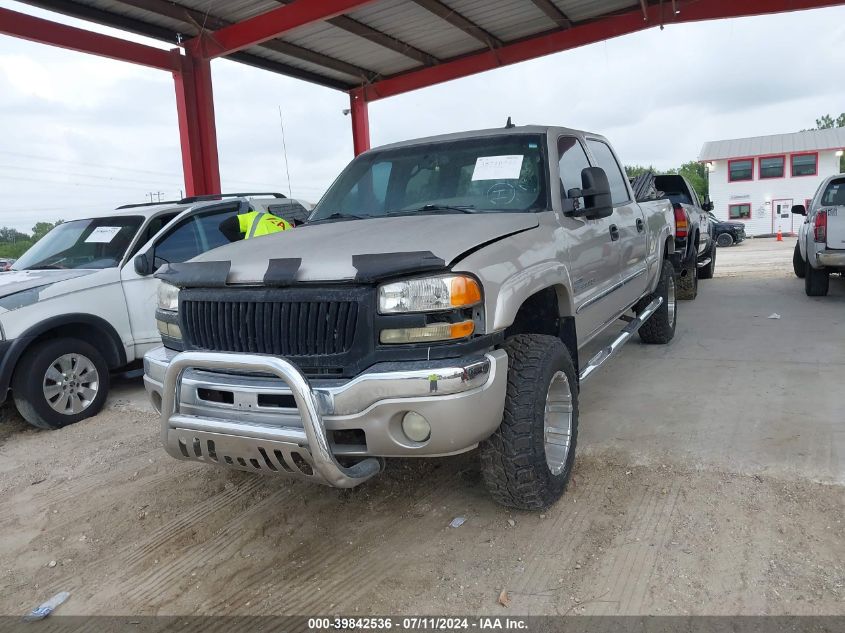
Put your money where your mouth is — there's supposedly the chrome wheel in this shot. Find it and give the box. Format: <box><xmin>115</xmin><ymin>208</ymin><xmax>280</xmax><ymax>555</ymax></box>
<box><xmin>543</xmin><ymin>371</ymin><xmax>573</xmax><ymax>475</ymax></box>
<box><xmin>43</xmin><ymin>353</ymin><xmax>100</xmax><ymax>415</ymax></box>
<box><xmin>667</xmin><ymin>274</ymin><xmax>676</xmax><ymax>326</ymax></box>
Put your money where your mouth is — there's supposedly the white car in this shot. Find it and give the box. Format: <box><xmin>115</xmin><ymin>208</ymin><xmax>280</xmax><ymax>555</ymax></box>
<box><xmin>0</xmin><ymin>193</ymin><xmax>311</xmax><ymax>429</ymax></box>
<box><xmin>792</xmin><ymin>175</ymin><xmax>845</xmax><ymax>296</ymax></box>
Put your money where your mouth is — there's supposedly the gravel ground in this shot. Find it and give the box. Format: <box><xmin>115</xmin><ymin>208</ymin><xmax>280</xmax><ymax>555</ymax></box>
<box><xmin>0</xmin><ymin>238</ymin><xmax>842</xmax><ymax>617</ymax></box>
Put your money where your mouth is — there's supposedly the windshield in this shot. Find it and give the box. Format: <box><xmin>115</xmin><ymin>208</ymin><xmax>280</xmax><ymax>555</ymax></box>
<box><xmin>310</xmin><ymin>134</ymin><xmax>548</xmax><ymax>222</ymax></box>
<box><xmin>12</xmin><ymin>216</ymin><xmax>143</xmax><ymax>271</ymax></box>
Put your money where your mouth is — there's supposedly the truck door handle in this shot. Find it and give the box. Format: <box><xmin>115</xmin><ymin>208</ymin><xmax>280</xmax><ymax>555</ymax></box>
<box><xmin>636</xmin><ymin>218</ymin><xmax>645</xmax><ymax>233</ymax></box>
<box><xmin>609</xmin><ymin>224</ymin><xmax>620</xmax><ymax>241</ymax></box>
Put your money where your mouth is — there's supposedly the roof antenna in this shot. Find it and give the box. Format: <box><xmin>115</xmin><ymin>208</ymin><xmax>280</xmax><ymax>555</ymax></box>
<box><xmin>278</xmin><ymin>105</ymin><xmax>293</xmax><ymax>199</ymax></box>
<box><xmin>505</xmin><ymin>116</ymin><xmax>515</xmax><ymax>129</ymax></box>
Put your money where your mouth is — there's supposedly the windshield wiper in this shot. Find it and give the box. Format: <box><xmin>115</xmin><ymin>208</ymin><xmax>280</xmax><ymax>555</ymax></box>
<box><xmin>389</xmin><ymin>204</ymin><xmax>477</xmax><ymax>216</ymax></box>
<box><xmin>26</xmin><ymin>264</ymin><xmax>65</xmax><ymax>270</ymax></box>
<box><xmin>308</xmin><ymin>212</ymin><xmax>370</xmax><ymax>223</ymax></box>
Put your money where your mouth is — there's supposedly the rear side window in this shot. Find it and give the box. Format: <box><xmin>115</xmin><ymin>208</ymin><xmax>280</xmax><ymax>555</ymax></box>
<box><xmin>821</xmin><ymin>178</ymin><xmax>845</xmax><ymax>206</ymax></box>
<box><xmin>557</xmin><ymin>136</ymin><xmax>591</xmax><ymax>194</ymax></box>
<box><xmin>586</xmin><ymin>139</ymin><xmax>630</xmax><ymax>205</ymax></box>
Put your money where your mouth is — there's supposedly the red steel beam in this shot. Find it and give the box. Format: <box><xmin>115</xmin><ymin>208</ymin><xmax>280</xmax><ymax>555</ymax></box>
<box><xmin>191</xmin><ymin>0</ymin><xmax>379</xmax><ymax>59</ymax></box>
<box><xmin>172</xmin><ymin>50</ymin><xmax>221</xmax><ymax>196</ymax></box>
<box><xmin>349</xmin><ymin>89</ymin><xmax>370</xmax><ymax>156</ymax></box>
<box><xmin>361</xmin><ymin>0</ymin><xmax>845</xmax><ymax>100</ymax></box>
<box><xmin>0</xmin><ymin>5</ymin><xmax>179</xmax><ymax>71</ymax></box>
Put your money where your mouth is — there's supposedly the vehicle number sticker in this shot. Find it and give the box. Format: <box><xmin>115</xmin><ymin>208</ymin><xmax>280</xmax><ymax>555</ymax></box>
<box><xmin>85</xmin><ymin>226</ymin><xmax>123</xmax><ymax>243</ymax></box>
<box><xmin>471</xmin><ymin>155</ymin><xmax>523</xmax><ymax>181</ymax></box>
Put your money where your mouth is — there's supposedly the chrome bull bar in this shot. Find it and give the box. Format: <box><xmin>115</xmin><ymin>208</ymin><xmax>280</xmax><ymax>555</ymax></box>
<box><xmin>160</xmin><ymin>351</ymin><xmax>383</xmax><ymax>488</ymax></box>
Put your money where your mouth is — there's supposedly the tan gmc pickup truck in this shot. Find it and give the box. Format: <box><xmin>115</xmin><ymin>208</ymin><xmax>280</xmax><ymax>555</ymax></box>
<box><xmin>144</xmin><ymin>125</ymin><xmax>678</xmax><ymax>509</ymax></box>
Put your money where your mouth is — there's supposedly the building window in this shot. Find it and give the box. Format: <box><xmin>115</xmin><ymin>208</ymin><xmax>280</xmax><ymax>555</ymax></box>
<box><xmin>728</xmin><ymin>159</ymin><xmax>753</xmax><ymax>182</ymax></box>
<box><xmin>729</xmin><ymin>203</ymin><xmax>751</xmax><ymax>220</ymax></box>
<box><xmin>791</xmin><ymin>153</ymin><xmax>818</xmax><ymax>177</ymax></box>
<box><xmin>759</xmin><ymin>155</ymin><xmax>785</xmax><ymax>179</ymax></box>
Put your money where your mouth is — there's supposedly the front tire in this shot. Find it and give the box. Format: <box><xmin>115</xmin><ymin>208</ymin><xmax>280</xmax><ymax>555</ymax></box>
<box><xmin>804</xmin><ymin>259</ymin><xmax>829</xmax><ymax>296</ymax></box>
<box><xmin>698</xmin><ymin>242</ymin><xmax>716</xmax><ymax>280</ymax></box>
<box><xmin>637</xmin><ymin>261</ymin><xmax>677</xmax><ymax>345</ymax></box>
<box><xmin>12</xmin><ymin>338</ymin><xmax>110</xmax><ymax>430</ymax></box>
<box><xmin>716</xmin><ymin>233</ymin><xmax>734</xmax><ymax>247</ymax></box>
<box><xmin>480</xmin><ymin>334</ymin><xmax>578</xmax><ymax>510</ymax></box>
<box><xmin>793</xmin><ymin>242</ymin><xmax>806</xmax><ymax>278</ymax></box>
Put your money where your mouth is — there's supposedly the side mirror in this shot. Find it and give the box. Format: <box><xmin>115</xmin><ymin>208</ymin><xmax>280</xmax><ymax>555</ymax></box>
<box><xmin>567</xmin><ymin>167</ymin><xmax>613</xmax><ymax>220</ymax></box>
<box><xmin>791</xmin><ymin>204</ymin><xmax>806</xmax><ymax>216</ymax></box>
<box><xmin>134</xmin><ymin>252</ymin><xmax>154</xmax><ymax>276</ymax></box>
<box><xmin>702</xmin><ymin>199</ymin><xmax>714</xmax><ymax>212</ymax></box>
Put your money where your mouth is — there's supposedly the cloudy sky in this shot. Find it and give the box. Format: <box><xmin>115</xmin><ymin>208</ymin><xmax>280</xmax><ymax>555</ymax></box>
<box><xmin>1</xmin><ymin>1</ymin><xmax>844</xmax><ymax>232</ymax></box>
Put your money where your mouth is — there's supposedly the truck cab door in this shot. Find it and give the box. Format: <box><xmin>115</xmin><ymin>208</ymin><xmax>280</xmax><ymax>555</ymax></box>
<box><xmin>585</xmin><ymin>139</ymin><xmax>649</xmax><ymax>309</ymax></box>
<box><xmin>556</xmin><ymin>135</ymin><xmax>622</xmax><ymax>340</ymax></box>
<box><xmin>120</xmin><ymin>204</ymin><xmax>240</xmax><ymax>355</ymax></box>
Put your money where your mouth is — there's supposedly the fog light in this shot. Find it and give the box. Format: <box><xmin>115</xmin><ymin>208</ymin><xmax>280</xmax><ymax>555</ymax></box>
<box><xmin>402</xmin><ymin>411</ymin><xmax>431</xmax><ymax>443</ymax></box>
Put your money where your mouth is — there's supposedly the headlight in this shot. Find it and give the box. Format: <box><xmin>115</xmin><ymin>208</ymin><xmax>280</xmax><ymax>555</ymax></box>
<box><xmin>157</xmin><ymin>282</ymin><xmax>179</xmax><ymax>312</ymax></box>
<box><xmin>378</xmin><ymin>275</ymin><xmax>482</xmax><ymax>314</ymax></box>
<box><xmin>380</xmin><ymin>320</ymin><xmax>474</xmax><ymax>344</ymax></box>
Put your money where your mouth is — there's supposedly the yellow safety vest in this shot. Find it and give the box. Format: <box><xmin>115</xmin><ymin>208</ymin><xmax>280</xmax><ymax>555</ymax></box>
<box><xmin>237</xmin><ymin>211</ymin><xmax>293</xmax><ymax>239</ymax></box>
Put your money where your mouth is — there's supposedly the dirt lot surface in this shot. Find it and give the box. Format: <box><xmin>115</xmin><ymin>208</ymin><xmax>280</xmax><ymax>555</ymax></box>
<box><xmin>0</xmin><ymin>238</ymin><xmax>842</xmax><ymax>617</ymax></box>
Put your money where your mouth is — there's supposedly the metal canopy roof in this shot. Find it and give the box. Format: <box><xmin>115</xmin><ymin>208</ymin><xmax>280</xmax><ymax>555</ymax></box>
<box><xmin>14</xmin><ymin>0</ymin><xmax>845</xmax><ymax>101</ymax></box>
<box><xmin>12</xmin><ymin>0</ymin><xmax>684</xmax><ymax>91</ymax></box>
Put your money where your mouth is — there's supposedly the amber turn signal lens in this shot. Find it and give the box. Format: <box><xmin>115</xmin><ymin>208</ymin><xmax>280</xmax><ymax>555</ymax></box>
<box><xmin>450</xmin><ymin>276</ymin><xmax>482</xmax><ymax>308</ymax></box>
<box><xmin>449</xmin><ymin>320</ymin><xmax>475</xmax><ymax>339</ymax></box>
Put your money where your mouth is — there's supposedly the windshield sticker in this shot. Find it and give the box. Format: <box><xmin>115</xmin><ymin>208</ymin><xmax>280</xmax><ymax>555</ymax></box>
<box><xmin>471</xmin><ymin>155</ymin><xmax>524</xmax><ymax>181</ymax></box>
<box><xmin>84</xmin><ymin>226</ymin><xmax>123</xmax><ymax>243</ymax></box>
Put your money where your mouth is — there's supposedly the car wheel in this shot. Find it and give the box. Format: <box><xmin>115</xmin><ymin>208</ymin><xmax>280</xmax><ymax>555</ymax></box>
<box><xmin>637</xmin><ymin>261</ymin><xmax>677</xmax><ymax>345</ymax></box>
<box><xmin>480</xmin><ymin>334</ymin><xmax>578</xmax><ymax>510</ymax></box>
<box><xmin>716</xmin><ymin>233</ymin><xmax>734</xmax><ymax>247</ymax></box>
<box><xmin>793</xmin><ymin>242</ymin><xmax>806</xmax><ymax>278</ymax></box>
<box><xmin>698</xmin><ymin>242</ymin><xmax>716</xmax><ymax>280</ymax></box>
<box><xmin>804</xmin><ymin>259</ymin><xmax>829</xmax><ymax>297</ymax></box>
<box><xmin>12</xmin><ymin>338</ymin><xmax>110</xmax><ymax>430</ymax></box>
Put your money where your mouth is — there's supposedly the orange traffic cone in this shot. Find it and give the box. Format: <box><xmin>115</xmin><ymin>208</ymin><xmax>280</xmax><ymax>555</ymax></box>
<box><xmin>776</xmin><ymin>228</ymin><xmax>783</xmax><ymax>242</ymax></box>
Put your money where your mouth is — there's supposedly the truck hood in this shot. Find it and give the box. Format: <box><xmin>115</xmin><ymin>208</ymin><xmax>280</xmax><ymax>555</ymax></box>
<box><xmin>0</xmin><ymin>269</ymin><xmax>96</xmax><ymax>298</ymax></box>
<box><xmin>193</xmin><ymin>213</ymin><xmax>540</xmax><ymax>283</ymax></box>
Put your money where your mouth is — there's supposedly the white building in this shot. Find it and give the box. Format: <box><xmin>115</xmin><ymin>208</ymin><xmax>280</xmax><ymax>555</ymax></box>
<box><xmin>699</xmin><ymin>128</ymin><xmax>845</xmax><ymax>236</ymax></box>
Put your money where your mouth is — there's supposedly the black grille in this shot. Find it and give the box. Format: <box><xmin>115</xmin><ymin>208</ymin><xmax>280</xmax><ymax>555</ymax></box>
<box><xmin>182</xmin><ymin>298</ymin><xmax>358</xmax><ymax>356</ymax></box>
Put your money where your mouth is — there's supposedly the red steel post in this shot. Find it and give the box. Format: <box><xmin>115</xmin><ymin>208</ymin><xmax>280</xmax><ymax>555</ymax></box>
<box><xmin>172</xmin><ymin>47</ymin><xmax>221</xmax><ymax>196</ymax></box>
<box><xmin>349</xmin><ymin>89</ymin><xmax>370</xmax><ymax>156</ymax></box>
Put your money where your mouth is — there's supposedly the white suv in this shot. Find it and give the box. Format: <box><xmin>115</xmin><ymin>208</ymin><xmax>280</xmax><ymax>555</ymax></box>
<box><xmin>0</xmin><ymin>194</ymin><xmax>310</xmax><ymax>429</ymax></box>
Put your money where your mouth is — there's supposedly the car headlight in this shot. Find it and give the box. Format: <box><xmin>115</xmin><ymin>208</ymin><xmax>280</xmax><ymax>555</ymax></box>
<box><xmin>378</xmin><ymin>275</ymin><xmax>482</xmax><ymax>314</ymax></box>
<box><xmin>157</xmin><ymin>282</ymin><xmax>179</xmax><ymax>312</ymax></box>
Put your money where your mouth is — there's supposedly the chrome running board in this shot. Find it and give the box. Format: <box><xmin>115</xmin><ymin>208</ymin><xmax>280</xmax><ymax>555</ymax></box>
<box><xmin>578</xmin><ymin>296</ymin><xmax>663</xmax><ymax>383</ymax></box>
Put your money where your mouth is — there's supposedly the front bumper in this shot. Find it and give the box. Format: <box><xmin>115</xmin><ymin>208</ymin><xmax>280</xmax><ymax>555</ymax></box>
<box><xmin>816</xmin><ymin>249</ymin><xmax>845</xmax><ymax>268</ymax></box>
<box><xmin>144</xmin><ymin>346</ymin><xmax>508</xmax><ymax>488</ymax></box>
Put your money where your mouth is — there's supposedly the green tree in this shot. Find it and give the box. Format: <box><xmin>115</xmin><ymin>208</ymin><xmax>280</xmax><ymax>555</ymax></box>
<box><xmin>0</xmin><ymin>227</ymin><xmax>30</xmax><ymax>244</ymax></box>
<box><xmin>31</xmin><ymin>220</ymin><xmax>63</xmax><ymax>243</ymax></box>
<box><xmin>625</xmin><ymin>164</ymin><xmax>657</xmax><ymax>179</ymax></box>
<box><xmin>0</xmin><ymin>240</ymin><xmax>33</xmax><ymax>259</ymax></box>
<box><xmin>813</xmin><ymin>113</ymin><xmax>845</xmax><ymax>129</ymax></box>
